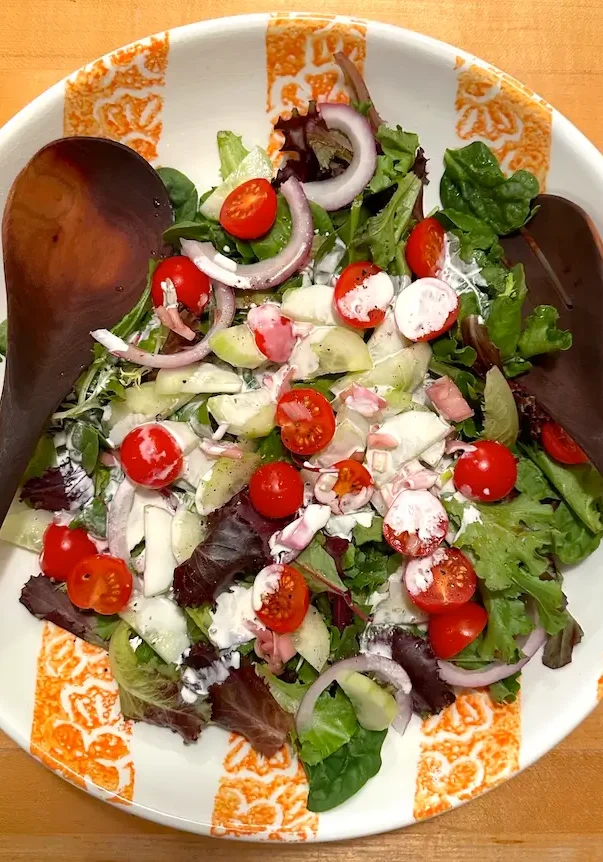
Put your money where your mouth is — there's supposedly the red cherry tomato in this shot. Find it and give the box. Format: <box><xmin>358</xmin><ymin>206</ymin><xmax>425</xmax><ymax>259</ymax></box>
<box><xmin>249</xmin><ymin>461</ymin><xmax>304</xmax><ymax>519</ymax></box>
<box><xmin>383</xmin><ymin>489</ymin><xmax>449</xmax><ymax>558</ymax></box>
<box><xmin>40</xmin><ymin>524</ymin><xmax>98</xmax><ymax>582</ymax></box>
<box><xmin>276</xmin><ymin>389</ymin><xmax>336</xmax><ymax>456</ymax></box>
<box><xmin>334</xmin><ymin>262</ymin><xmax>392</xmax><ymax>329</ymax></box>
<box><xmin>453</xmin><ymin>440</ymin><xmax>517</xmax><ymax>502</ymax></box>
<box><xmin>255</xmin><ymin>564</ymin><xmax>310</xmax><ymax>634</ymax></box>
<box><xmin>541</xmin><ymin>422</ymin><xmax>588</xmax><ymax>465</ymax></box>
<box><xmin>219</xmin><ymin>178</ymin><xmax>278</xmax><ymax>240</ymax></box>
<box><xmin>394</xmin><ymin>278</ymin><xmax>459</xmax><ymax>342</ymax></box>
<box><xmin>120</xmin><ymin>424</ymin><xmax>183</xmax><ymax>489</ymax></box>
<box><xmin>333</xmin><ymin>459</ymin><xmax>373</xmax><ymax>496</ymax></box>
<box><xmin>429</xmin><ymin>603</ymin><xmax>488</xmax><ymax>659</ymax></box>
<box><xmin>151</xmin><ymin>256</ymin><xmax>211</xmax><ymax>316</ymax></box>
<box><xmin>248</xmin><ymin>304</ymin><xmax>295</xmax><ymax>363</ymax></box>
<box><xmin>405</xmin><ymin>217</ymin><xmax>446</xmax><ymax>278</ymax></box>
<box><xmin>67</xmin><ymin>554</ymin><xmax>133</xmax><ymax>614</ymax></box>
<box><xmin>405</xmin><ymin>548</ymin><xmax>477</xmax><ymax>614</ymax></box>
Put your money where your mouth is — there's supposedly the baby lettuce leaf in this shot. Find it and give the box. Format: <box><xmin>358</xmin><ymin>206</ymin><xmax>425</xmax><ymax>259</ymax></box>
<box><xmin>69</xmin><ymin>422</ymin><xmax>99</xmax><ymax>475</ymax></box>
<box><xmin>542</xmin><ymin>614</ymin><xmax>583</xmax><ymax>669</ymax></box>
<box><xmin>553</xmin><ymin>501</ymin><xmax>602</xmax><ymax>565</ymax></box>
<box><xmin>354</xmin><ymin>173</ymin><xmax>421</xmax><ymax>270</ymax></box>
<box><xmin>20</xmin><ymin>575</ymin><xmax>111</xmax><ymax>649</ymax></box>
<box><xmin>305</xmin><ymin>727</ymin><xmax>387</xmax><ymax>812</ymax></box>
<box><xmin>486</xmin><ymin>265</ymin><xmax>527</xmax><ymax>361</ymax></box>
<box><xmin>22</xmin><ymin>435</ymin><xmax>56</xmax><ymax>484</ymax></box>
<box><xmin>217</xmin><ymin>131</ymin><xmax>249</xmax><ymax>180</ymax></box>
<box><xmin>294</xmin><ymin>538</ymin><xmax>347</xmax><ymax>594</ymax></box>
<box><xmin>480</xmin><ymin>588</ymin><xmax>534</xmax><ymax>664</ymax></box>
<box><xmin>209</xmin><ymin>665</ymin><xmax>293</xmax><ymax>757</ymax></box>
<box><xmin>110</xmin><ymin>622</ymin><xmax>206</xmax><ymax>743</ymax></box>
<box><xmin>69</xmin><ymin>497</ymin><xmax>107</xmax><ymax>538</ymax></box>
<box><xmin>515</xmin><ymin>456</ymin><xmax>558</xmax><ymax>501</ymax></box>
<box><xmin>518</xmin><ymin>305</ymin><xmax>572</xmax><ymax>359</ymax></box>
<box><xmin>489</xmin><ymin>673</ymin><xmax>521</xmax><ymax>704</ymax></box>
<box><xmin>390</xmin><ymin>628</ymin><xmax>455</xmax><ymax>715</ymax></box>
<box><xmin>156</xmin><ymin>166</ymin><xmax>198</xmax><ymax>222</ymax></box>
<box><xmin>173</xmin><ymin>492</ymin><xmax>288</xmax><ymax>606</ymax></box>
<box><xmin>367</xmin><ymin>124</ymin><xmax>419</xmax><ymax>194</ymax></box>
<box><xmin>274</xmin><ymin>102</ymin><xmax>351</xmax><ymax>185</ymax></box>
<box><xmin>440</xmin><ymin>142</ymin><xmax>539</xmax><ymax>235</ymax></box>
<box><xmin>353</xmin><ymin>516</ymin><xmax>384</xmax><ymax>546</ymax></box>
<box><xmin>20</xmin><ymin>463</ymin><xmax>91</xmax><ymax>512</ymax></box>
<box><xmin>298</xmin><ymin>687</ymin><xmax>358</xmax><ymax>766</ymax></box>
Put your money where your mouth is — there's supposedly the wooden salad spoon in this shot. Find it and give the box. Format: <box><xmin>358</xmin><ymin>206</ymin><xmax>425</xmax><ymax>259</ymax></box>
<box><xmin>500</xmin><ymin>194</ymin><xmax>603</xmax><ymax>471</ymax></box>
<box><xmin>0</xmin><ymin>136</ymin><xmax>172</xmax><ymax>525</ymax></box>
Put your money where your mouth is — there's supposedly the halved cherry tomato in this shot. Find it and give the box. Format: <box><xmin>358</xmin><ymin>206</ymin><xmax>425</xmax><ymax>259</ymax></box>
<box><xmin>334</xmin><ymin>262</ymin><xmax>392</xmax><ymax>329</ymax></box>
<box><xmin>151</xmin><ymin>256</ymin><xmax>211</xmax><ymax>315</ymax></box>
<box><xmin>40</xmin><ymin>524</ymin><xmax>98</xmax><ymax>582</ymax></box>
<box><xmin>276</xmin><ymin>389</ymin><xmax>336</xmax><ymax>456</ymax></box>
<box><xmin>220</xmin><ymin>178</ymin><xmax>278</xmax><ymax>240</ymax></box>
<box><xmin>383</xmin><ymin>489</ymin><xmax>449</xmax><ymax>557</ymax></box>
<box><xmin>394</xmin><ymin>277</ymin><xmax>459</xmax><ymax>342</ymax></box>
<box><xmin>248</xmin><ymin>304</ymin><xmax>295</xmax><ymax>363</ymax></box>
<box><xmin>249</xmin><ymin>461</ymin><xmax>304</xmax><ymax>519</ymax></box>
<box><xmin>405</xmin><ymin>548</ymin><xmax>476</xmax><ymax>614</ymax></box>
<box><xmin>67</xmin><ymin>554</ymin><xmax>133</xmax><ymax>614</ymax></box>
<box><xmin>453</xmin><ymin>440</ymin><xmax>517</xmax><ymax>502</ymax></box>
<box><xmin>255</xmin><ymin>563</ymin><xmax>310</xmax><ymax>634</ymax></box>
<box><xmin>333</xmin><ymin>459</ymin><xmax>373</xmax><ymax>496</ymax></box>
<box><xmin>429</xmin><ymin>603</ymin><xmax>487</xmax><ymax>659</ymax></box>
<box><xmin>405</xmin><ymin>217</ymin><xmax>446</xmax><ymax>278</ymax></box>
<box><xmin>541</xmin><ymin>422</ymin><xmax>588</xmax><ymax>465</ymax></box>
<box><xmin>120</xmin><ymin>424</ymin><xmax>183</xmax><ymax>489</ymax></box>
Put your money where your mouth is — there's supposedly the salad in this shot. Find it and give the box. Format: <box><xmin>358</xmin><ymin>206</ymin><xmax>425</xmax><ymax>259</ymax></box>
<box><xmin>5</xmin><ymin>52</ymin><xmax>602</xmax><ymax>814</ymax></box>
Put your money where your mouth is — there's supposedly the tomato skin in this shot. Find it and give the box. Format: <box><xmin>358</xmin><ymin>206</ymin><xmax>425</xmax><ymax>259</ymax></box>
<box><xmin>256</xmin><ymin>564</ymin><xmax>310</xmax><ymax>634</ymax></box>
<box><xmin>405</xmin><ymin>218</ymin><xmax>446</xmax><ymax>278</ymax></box>
<box><xmin>120</xmin><ymin>424</ymin><xmax>183</xmax><ymax>489</ymax></box>
<box><xmin>383</xmin><ymin>489</ymin><xmax>449</xmax><ymax>557</ymax></box>
<box><xmin>406</xmin><ymin>548</ymin><xmax>477</xmax><ymax>614</ymax></box>
<box><xmin>333</xmin><ymin>459</ymin><xmax>373</xmax><ymax>496</ymax></box>
<box><xmin>276</xmin><ymin>389</ymin><xmax>336</xmax><ymax>456</ymax></box>
<box><xmin>151</xmin><ymin>256</ymin><xmax>211</xmax><ymax>316</ymax></box>
<box><xmin>248</xmin><ymin>305</ymin><xmax>296</xmax><ymax>363</ymax></box>
<box><xmin>220</xmin><ymin>178</ymin><xmax>278</xmax><ymax>240</ymax></box>
<box><xmin>334</xmin><ymin>262</ymin><xmax>390</xmax><ymax>329</ymax></box>
<box><xmin>541</xmin><ymin>422</ymin><xmax>588</xmax><ymax>465</ymax></box>
<box><xmin>429</xmin><ymin>603</ymin><xmax>487</xmax><ymax>659</ymax></box>
<box><xmin>453</xmin><ymin>440</ymin><xmax>517</xmax><ymax>502</ymax></box>
<box><xmin>40</xmin><ymin>524</ymin><xmax>98</xmax><ymax>582</ymax></box>
<box><xmin>249</xmin><ymin>462</ymin><xmax>304</xmax><ymax>519</ymax></box>
<box><xmin>383</xmin><ymin>521</ymin><xmax>447</xmax><ymax>557</ymax></box>
<box><xmin>67</xmin><ymin>554</ymin><xmax>133</xmax><ymax>614</ymax></box>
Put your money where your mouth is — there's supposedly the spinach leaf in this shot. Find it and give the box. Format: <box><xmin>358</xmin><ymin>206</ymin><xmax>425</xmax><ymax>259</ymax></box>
<box><xmin>22</xmin><ymin>434</ymin><xmax>56</xmax><ymax>483</ymax></box>
<box><xmin>310</xmin><ymin>201</ymin><xmax>334</xmax><ymax>236</ymax></box>
<box><xmin>156</xmin><ymin>166</ymin><xmax>198</xmax><ymax>221</ymax></box>
<box><xmin>299</xmin><ymin>687</ymin><xmax>358</xmax><ymax>765</ymax></box>
<box><xmin>163</xmin><ymin>217</ymin><xmax>233</xmax><ymax>252</ymax></box>
<box><xmin>518</xmin><ymin>305</ymin><xmax>572</xmax><ymax>358</ymax></box>
<box><xmin>70</xmin><ymin>497</ymin><xmax>107</xmax><ymax>538</ymax></box>
<box><xmin>70</xmin><ymin>422</ymin><xmax>99</xmax><ymax>475</ymax></box>
<box><xmin>354</xmin><ymin>173</ymin><xmax>421</xmax><ymax>270</ymax></box>
<box><xmin>305</xmin><ymin>727</ymin><xmax>387</xmax><ymax>812</ymax></box>
<box><xmin>440</xmin><ymin>142</ymin><xmax>539</xmax><ymax>234</ymax></box>
<box><xmin>217</xmin><ymin>131</ymin><xmax>249</xmax><ymax>180</ymax></box>
<box><xmin>250</xmin><ymin>194</ymin><xmax>291</xmax><ymax>260</ymax></box>
<box><xmin>486</xmin><ymin>265</ymin><xmax>527</xmax><ymax>360</ymax></box>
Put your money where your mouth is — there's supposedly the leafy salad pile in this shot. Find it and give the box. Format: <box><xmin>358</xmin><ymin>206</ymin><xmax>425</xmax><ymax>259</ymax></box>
<box><xmin>4</xmin><ymin>54</ymin><xmax>602</xmax><ymax>813</ymax></box>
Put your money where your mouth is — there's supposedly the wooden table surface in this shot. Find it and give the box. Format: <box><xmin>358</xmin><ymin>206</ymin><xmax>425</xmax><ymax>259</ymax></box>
<box><xmin>1</xmin><ymin>0</ymin><xmax>603</xmax><ymax>859</ymax></box>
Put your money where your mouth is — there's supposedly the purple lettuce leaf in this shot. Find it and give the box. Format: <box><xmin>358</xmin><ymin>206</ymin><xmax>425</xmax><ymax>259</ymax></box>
<box><xmin>391</xmin><ymin>628</ymin><xmax>455</xmax><ymax>715</ymax></box>
<box><xmin>274</xmin><ymin>102</ymin><xmax>352</xmax><ymax>187</ymax></box>
<box><xmin>118</xmin><ymin>684</ymin><xmax>206</xmax><ymax>744</ymax></box>
<box><xmin>20</xmin><ymin>463</ymin><xmax>92</xmax><ymax>511</ymax></box>
<box><xmin>209</xmin><ymin>665</ymin><xmax>293</xmax><ymax>757</ymax></box>
<box><xmin>20</xmin><ymin>574</ymin><xmax>109</xmax><ymax>648</ymax></box>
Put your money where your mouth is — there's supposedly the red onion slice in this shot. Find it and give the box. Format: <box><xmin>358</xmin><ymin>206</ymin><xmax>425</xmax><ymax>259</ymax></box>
<box><xmin>296</xmin><ymin>654</ymin><xmax>412</xmax><ymax>737</ymax></box>
<box><xmin>301</xmin><ymin>103</ymin><xmax>377</xmax><ymax>211</ymax></box>
<box><xmin>181</xmin><ymin>178</ymin><xmax>313</xmax><ymax>290</ymax></box>
<box><xmin>107</xmin><ymin>476</ymin><xmax>136</xmax><ymax>564</ymax></box>
<box><xmin>437</xmin><ymin>625</ymin><xmax>547</xmax><ymax>688</ymax></box>
<box><xmin>92</xmin><ymin>281</ymin><xmax>235</xmax><ymax>369</ymax></box>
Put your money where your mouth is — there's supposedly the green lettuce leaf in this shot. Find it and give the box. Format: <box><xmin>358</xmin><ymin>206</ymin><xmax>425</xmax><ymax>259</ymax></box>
<box><xmin>523</xmin><ymin>445</ymin><xmax>603</xmax><ymax>533</ymax></box>
<box><xmin>553</xmin><ymin>501</ymin><xmax>602</xmax><ymax>565</ymax></box>
<box><xmin>431</xmin><ymin>335</ymin><xmax>477</xmax><ymax>368</ymax></box>
<box><xmin>342</xmin><ymin>545</ymin><xmax>391</xmax><ymax>594</ymax></box>
<box><xmin>440</xmin><ymin>141</ymin><xmax>539</xmax><ymax>235</ymax></box>
<box><xmin>354</xmin><ymin>173</ymin><xmax>421</xmax><ymax>270</ymax></box>
<box><xmin>515</xmin><ymin>457</ymin><xmax>558</xmax><ymax>501</ymax></box>
<box><xmin>156</xmin><ymin>166</ymin><xmax>198</xmax><ymax>222</ymax></box>
<box><xmin>480</xmin><ymin>588</ymin><xmax>534</xmax><ymax>663</ymax></box>
<box><xmin>482</xmin><ymin>366</ymin><xmax>519</xmax><ymax>447</ymax></box>
<box><xmin>518</xmin><ymin>305</ymin><xmax>572</xmax><ymax>358</ymax></box>
<box><xmin>486</xmin><ymin>265</ymin><xmax>527</xmax><ymax>360</ymax></box>
<box><xmin>305</xmin><ymin>726</ymin><xmax>387</xmax><ymax>812</ymax></box>
<box><xmin>299</xmin><ymin>688</ymin><xmax>358</xmax><ymax>765</ymax></box>
<box><xmin>70</xmin><ymin>497</ymin><xmax>107</xmax><ymax>538</ymax></box>
<box><xmin>353</xmin><ymin>516</ymin><xmax>384</xmax><ymax>546</ymax></box>
<box><xmin>367</xmin><ymin>125</ymin><xmax>418</xmax><ymax>194</ymax></box>
<box><xmin>294</xmin><ymin>538</ymin><xmax>347</xmax><ymax>594</ymax></box>
<box><xmin>489</xmin><ymin>673</ymin><xmax>521</xmax><ymax>704</ymax></box>
<box><xmin>217</xmin><ymin>131</ymin><xmax>249</xmax><ymax>180</ymax></box>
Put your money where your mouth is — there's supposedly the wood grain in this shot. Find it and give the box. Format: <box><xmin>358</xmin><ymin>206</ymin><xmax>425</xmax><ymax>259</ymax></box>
<box><xmin>1</xmin><ymin>0</ymin><xmax>602</xmax><ymax>858</ymax></box>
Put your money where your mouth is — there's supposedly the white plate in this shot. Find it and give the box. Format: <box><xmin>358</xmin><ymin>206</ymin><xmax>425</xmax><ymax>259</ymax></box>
<box><xmin>0</xmin><ymin>12</ymin><xmax>602</xmax><ymax>842</ymax></box>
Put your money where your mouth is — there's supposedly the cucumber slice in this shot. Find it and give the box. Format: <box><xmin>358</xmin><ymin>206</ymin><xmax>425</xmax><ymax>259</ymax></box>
<box><xmin>313</xmin><ymin>327</ymin><xmax>372</xmax><ymax>374</ymax></box>
<box><xmin>367</xmin><ymin>309</ymin><xmax>410</xmax><ymax>363</ymax></box>
<box><xmin>106</xmin><ymin>382</ymin><xmax>193</xmax><ymax>431</ymax></box>
<box><xmin>210</xmin><ymin>324</ymin><xmax>266</xmax><ymax>369</ymax></box>
<box><xmin>200</xmin><ymin>146</ymin><xmax>274</xmax><ymax>220</ymax></box>
<box><xmin>281</xmin><ymin>285</ymin><xmax>339</xmax><ymax>326</ymax></box>
<box><xmin>337</xmin><ymin>671</ymin><xmax>398</xmax><ymax>731</ymax></box>
<box><xmin>0</xmin><ymin>499</ymin><xmax>52</xmax><ymax>553</ymax></box>
<box><xmin>290</xmin><ymin>606</ymin><xmax>330</xmax><ymax>671</ymax></box>
<box><xmin>331</xmin><ymin>342</ymin><xmax>431</xmax><ymax>397</ymax></box>
<box><xmin>155</xmin><ymin>362</ymin><xmax>243</xmax><ymax>396</ymax></box>
<box><xmin>121</xmin><ymin>596</ymin><xmax>189</xmax><ymax>665</ymax></box>
<box><xmin>196</xmin><ymin>452</ymin><xmax>261</xmax><ymax>516</ymax></box>
<box><xmin>143</xmin><ymin>507</ymin><xmax>176</xmax><ymax>597</ymax></box>
<box><xmin>312</xmin><ymin>406</ymin><xmax>370</xmax><ymax>467</ymax></box>
<box><xmin>207</xmin><ymin>390</ymin><xmax>276</xmax><ymax>437</ymax></box>
<box><xmin>172</xmin><ymin>508</ymin><xmax>205</xmax><ymax>564</ymax></box>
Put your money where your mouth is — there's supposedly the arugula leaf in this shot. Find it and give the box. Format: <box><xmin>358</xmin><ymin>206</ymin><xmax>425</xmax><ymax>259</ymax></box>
<box><xmin>111</xmin><ymin>259</ymin><xmax>155</xmax><ymax>341</ymax></box>
<box><xmin>70</xmin><ymin>422</ymin><xmax>99</xmax><ymax>475</ymax></box>
<box><xmin>156</xmin><ymin>167</ymin><xmax>198</xmax><ymax>222</ymax></box>
<box><xmin>217</xmin><ymin>131</ymin><xmax>249</xmax><ymax>180</ymax></box>
<box><xmin>518</xmin><ymin>305</ymin><xmax>572</xmax><ymax>358</ymax></box>
<box><xmin>486</xmin><ymin>265</ymin><xmax>527</xmax><ymax>360</ymax></box>
<box><xmin>0</xmin><ymin>319</ymin><xmax>6</xmax><ymax>356</ymax></box>
<box><xmin>553</xmin><ymin>501</ymin><xmax>602</xmax><ymax>565</ymax></box>
<box><xmin>515</xmin><ymin>457</ymin><xmax>558</xmax><ymax>501</ymax></box>
<box><xmin>354</xmin><ymin>173</ymin><xmax>421</xmax><ymax>270</ymax></box>
<box><xmin>489</xmin><ymin>673</ymin><xmax>521</xmax><ymax>704</ymax></box>
<box><xmin>70</xmin><ymin>497</ymin><xmax>107</xmax><ymax>538</ymax></box>
<box><xmin>294</xmin><ymin>538</ymin><xmax>347</xmax><ymax>594</ymax></box>
<box><xmin>366</xmin><ymin>124</ymin><xmax>418</xmax><ymax>194</ymax></box>
<box><xmin>305</xmin><ymin>727</ymin><xmax>387</xmax><ymax>812</ymax></box>
<box><xmin>440</xmin><ymin>142</ymin><xmax>539</xmax><ymax>234</ymax></box>
<box><xmin>22</xmin><ymin>434</ymin><xmax>56</xmax><ymax>483</ymax></box>
<box><xmin>523</xmin><ymin>445</ymin><xmax>603</xmax><ymax>533</ymax></box>
<box><xmin>299</xmin><ymin>687</ymin><xmax>358</xmax><ymax>765</ymax></box>
<box><xmin>353</xmin><ymin>516</ymin><xmax>384</xmax><ymax>545</ymax></box>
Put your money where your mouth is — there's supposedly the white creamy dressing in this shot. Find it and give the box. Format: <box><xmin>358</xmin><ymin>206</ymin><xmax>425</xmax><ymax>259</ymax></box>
<box><xmin>439</xmin><ymin>234</ymin><xmax>490</xmax><ymax>315</ymax></box>
<box><xmin>208</xmin><ymin>585</ymin><xmax>263</xmax><ymax>650</ymax></box>
<box><xmin>404</xmin><ymin>548</ymin><xmax>447</xmax><ymax>596</ymax></box>
<box><xmin>269</xmin><ymin>504</ymin><xmax>331</xmax><ymax>559</ymax></box>
<box><xmin>337</xmin><ymin>272</ymin><xmax>394</xmax><ymax>322</ymax></box>
<box><xmin>373</xmin><ymin>566</ymin><xmax>429</xmax><ymax>625</ymax></box>
<box><xmin>384</xmin><ymin>489</ymin><xmax>447</xmax><ymax>541</ymax></box>
<box><xmin>454</xmin><ymin>503</ymin><xmax>483</xmax><ymax>541</ymax></box>
<box><xmin>180</xmin><ymin>649</ymin><xmax>241</xmax><ymax>703</ymax></box>
<box><xmin>394</xmin><ymin>278</ymin><xmax>458</xmax><ymax>341</ymax></box>
<box><xmin>324</xmin><ymin>508</ymin><xmax>374</xmax><ymax>540</ymax></box>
